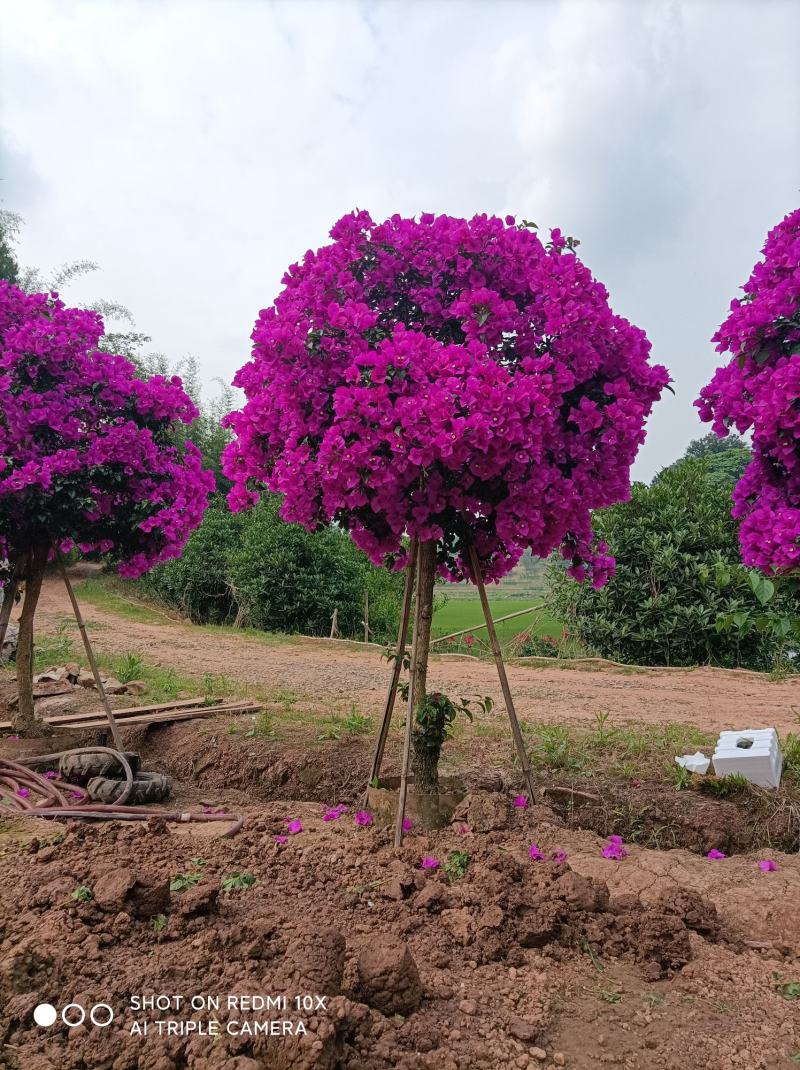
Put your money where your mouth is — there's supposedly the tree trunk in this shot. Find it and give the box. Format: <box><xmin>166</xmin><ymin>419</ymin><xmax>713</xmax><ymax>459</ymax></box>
<box><xmin>0</xmin><ymin>557</ymin><xmax>21</xmax><ymax>656</ymax></box>
<box><xmin>411</xmin><ymin>540</ymin><xmax>438</xmax><ymax>793</ymax></box>
<box><xmin>14</xmin><ymin>544</ymin><xmax>48</xmax><ymax>736</ymax></box>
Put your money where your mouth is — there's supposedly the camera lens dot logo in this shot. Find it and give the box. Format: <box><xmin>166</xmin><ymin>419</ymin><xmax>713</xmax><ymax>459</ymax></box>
<box><xmin>33</xmin><ymin>1003</ymin><xmax>57</xmax><ymax>1027</ymax></box>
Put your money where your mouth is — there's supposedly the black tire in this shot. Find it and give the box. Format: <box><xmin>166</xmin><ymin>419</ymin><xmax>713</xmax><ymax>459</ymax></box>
<box><xmin>87</xmin><ymin>771</ymin><xmax>172</xmax><ymax>805</ymax></box>
<box><xmin>60</xmin><ymin>750</ymin><xmax>140</xmax><ymax>785</ymax></box>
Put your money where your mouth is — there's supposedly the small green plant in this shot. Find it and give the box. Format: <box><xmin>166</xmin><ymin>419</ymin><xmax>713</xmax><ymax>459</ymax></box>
<box><xmin>644</xmin><ymin>993</ymin><xmax>665</xmax><ymax>1008</ymax></box>
<box><xmin>579</xmin><ymin>934</ymin><xmax>604</xmax><ymax>973</ymax></box>
<box><xmin>189</xmin><ymin>857</ymin><xmax>207</xmax><ymax>868</ymax></box>
<box><xmin>342</xmin><ymin>705</ymin><xmax>371</xmax><ymax>735</ymax></box>
<box><xmin>698</xmin><ymin>772</ymin><xmax>750</xmax><ymax>798</ymax></box>
<box><xmin>596</xmin><ymin>986</ymin><xmax>623</xmax><ymax>1004</ymax></box>
<box><xmin>772</xmin><ymin>973</ymin><xmax>800</xmax><ymax>1001</ymax></box>
<box><xmin>169</xmin><ymin>871</ymin><xmax>202</xmax><ymax>892</ymax></box>
<box><xmin>221</xmin><ymin>872</ymin><xmax>257</xmax><ymax>892</ymax></box>
<box><xmin>202</xmin><ymin>671</ymin><xmax>230</xmax><ymax>699</ymax></box>
<box><xmin>782</xmin><ymin>732</ymin><xmax>800</xmax><ymax>787</ymax></box>
<box><xmin>71</xmin><ymin>885</ymin><xmax>94</xmax><ymax>903</ymax></box>
<box><xmin>528</xmin><ymin>725</ymin><xmax>583</xmax><ymax>772</ymax></box>
<box><xmin>246</xmin><ymin>710</ymin><xmax>274</xmax><ymax>738</ymax></box>
<box><xmin>668</xmin><ymin>763</ymin><xmax>693</xmax><ymax>791</ymax></box>
<box><xmin>442</xmin><ymin>850</ymin><xmax>471</xmax><ymax>882</ymax></box>
<box><xmin>593</xmin><ymin>710</ymin><xmax>612</xmax><ymax>741</ymax></box>
<box><xmin>151</xmin><ymin>913</ymin><xmax>167</xmax><ymax>933</ymax></box>
<box><xmin>117</xmin><ymin>652</ymin><xmax>144</xmax><ymax>683</ymax></box>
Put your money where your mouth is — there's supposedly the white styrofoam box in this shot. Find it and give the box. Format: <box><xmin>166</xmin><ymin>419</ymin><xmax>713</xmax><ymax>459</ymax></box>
<box><xmin>675</xmin><ymin>751</ymin><xmax>711</xmax><ymax>774</ymax></box>
<box><xmin>712</xmin><ymin>728</ymin><xmax>783</xmax><ymax>788</ymax></box>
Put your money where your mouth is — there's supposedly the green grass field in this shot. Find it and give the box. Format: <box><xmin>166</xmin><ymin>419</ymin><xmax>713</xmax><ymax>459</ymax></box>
<box><xmin>432</xmin><ymin>596</ymin><xmax>561</xmax><ymax>646</ymax></box>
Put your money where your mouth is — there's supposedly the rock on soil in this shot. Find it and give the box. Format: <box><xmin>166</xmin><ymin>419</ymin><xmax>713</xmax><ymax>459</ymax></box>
<box><xmin>356</xmin><ymin>936</ymin><xmax>423</xmax><ymax>1016</ymax></box>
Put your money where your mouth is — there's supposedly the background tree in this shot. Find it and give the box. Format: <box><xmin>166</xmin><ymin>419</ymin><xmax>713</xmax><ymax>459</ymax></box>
<box><xmin>548</xmin><ymin>460</ymin><xmax>798</xmax><ymax>669</ymax></box>
<box><xmin>224</xmin><ymin>210</ymin><xmax>668</xmax><ymax>791</ymax></box>
<box><xmin>696</xmin><ymin>207</ymin><xmax>800</xmax><ymax>575</ymax></box>
<box><xmin>140</xmin><ymin>496</ymin><xmax>403</xmax><ymax>641</ymax></box>
<box><xmin>0</xmin><ymin>282</ymin><xmax>214</xmax><ymax>732</ymax></box>
<box><xmin>682</xmin><ymin>431</ymin><xmax>751</xmax><ymax>488</ymax></box>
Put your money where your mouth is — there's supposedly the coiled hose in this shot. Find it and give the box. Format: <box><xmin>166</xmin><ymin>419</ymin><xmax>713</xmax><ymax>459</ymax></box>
<box><xmin>0</xmin><ymin>747</ymin><xmax>243</xmax><ymax>837</ymax></box>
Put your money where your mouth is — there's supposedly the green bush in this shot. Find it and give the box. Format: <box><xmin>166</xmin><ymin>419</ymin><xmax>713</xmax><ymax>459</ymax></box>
<box><xmin>141</xmin><ymin>497</ymin><xmax>403</xmax><ymax>642</ymax></box>
<box><xmin>548</xmin><ymin>460</ymin><xmax>799</xmax><ymax>670</ymax></box>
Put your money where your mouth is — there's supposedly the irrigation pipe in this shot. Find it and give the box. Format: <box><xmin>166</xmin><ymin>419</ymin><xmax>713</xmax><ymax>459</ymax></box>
<box><xmin>0</xmin><ymin>747</ymin><xmax>243</xmax><ymax>837</ymax></box>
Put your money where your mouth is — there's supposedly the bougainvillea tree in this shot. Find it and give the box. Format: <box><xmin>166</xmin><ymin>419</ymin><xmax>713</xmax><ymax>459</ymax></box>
<box><xmin>0</xmin><ymin>281</ymin><xmax>214</xmax><ymax>733</ymax></box>
<box><xmin>224</xmin><ymin>211</ymin><xmax>669</xmax><ymax>790</ymax></box>
<box><xmin>696</xmin><ymin>208</ymin><xmax>800</xmax><ymax>576</ymax></box>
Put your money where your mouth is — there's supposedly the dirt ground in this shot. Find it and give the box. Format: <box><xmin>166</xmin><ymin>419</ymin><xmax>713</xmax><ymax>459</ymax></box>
<box><xmin>0</xmin><ymin>573</ymin><xmax>798</xmax><ymax>1069</ymax></box>
<box><xmin>32</xmin><ymin>572</ymin><xmax>800</xmax><ymax>736</ymax></box>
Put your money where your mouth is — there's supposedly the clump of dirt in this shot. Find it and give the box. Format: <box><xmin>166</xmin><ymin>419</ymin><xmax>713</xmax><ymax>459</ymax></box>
<box><xmin>355</xmin><ymin>936</ymin><xmax>423</xmax><ymax>1015</ymax></box>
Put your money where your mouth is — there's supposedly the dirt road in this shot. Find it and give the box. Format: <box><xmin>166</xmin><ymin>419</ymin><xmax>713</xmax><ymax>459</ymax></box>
<box><xmin>34</xmin><ymin>572</ymin><xmax>800</xmax><ymax>735</ymax></box>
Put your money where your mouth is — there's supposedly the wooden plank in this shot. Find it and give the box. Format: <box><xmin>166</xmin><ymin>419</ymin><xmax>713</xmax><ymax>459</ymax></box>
<box><xmin>45</xmin><ymin>704</ymin><xmax>261</xmax><ymax>732</ymax></box>
<box><xmin>0</xmin><ymin>699</ymin><xmax>256</xmax><ymax>733</ymax></box>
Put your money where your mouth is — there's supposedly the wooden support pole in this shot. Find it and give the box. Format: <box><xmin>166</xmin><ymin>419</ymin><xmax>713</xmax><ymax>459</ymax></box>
<box><xmin>0</xmin><ymin>557</ymin><xmax>22</xmax><ymax>657</ymax></box>
<box><xmin>329</xmin><ymin>608</ymin><xmax>338</xmax><ymax>639</ymax></box>
<box><xmin>365</xmin><ymin>540</ymin><xmax>418</xmax><ymax>800</ymax></box>
<box><xmin>53</xmin><ymin>548</ymin><xmax>125</xmax><ymax>752</ymax></box>
<box><xmin>363</xmin><ymin>588</ymin><xmax>369</xmax><ymax>644</ymax></box>
<box><xmin>467</xmin><ymin>543</ymin><xmax>536</xmax><ymax>802</ymax></box>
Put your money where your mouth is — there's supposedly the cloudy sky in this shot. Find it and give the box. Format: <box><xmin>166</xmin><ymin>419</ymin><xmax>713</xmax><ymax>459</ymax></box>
<box><xmin>2</xmin><ymin>0</ymin><xmax>798</xmax><ymax>479</ymax></box>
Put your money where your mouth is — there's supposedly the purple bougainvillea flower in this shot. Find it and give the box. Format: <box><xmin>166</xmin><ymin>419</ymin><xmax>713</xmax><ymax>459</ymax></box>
<box><xmin>222</xmin><ymin>212</ymin><xmax>669</xmax><ymax>588</ymax></box>
<box><xmin>706</xmin><ymin>849</ymin><xmax>727</xmax><ymax>860</ymax></box>
<box><xmin>354</xmin><ymin>810</ymin><xmax>373</xmax><ymax>827</ymax></box>
<box><xmin>16</xmin><ymin>788</ymin><xmax>29</xmax><ymax>798</ymax></box>
<box><xmin>551</xmin><ymin>850</ymin><xmax>568</xmax><ymax>864</ymax></box>
<box><xmin>44</xmin><ymin>771</ymin><xmax>57</xmax><ymax>780</ymax></box>
<box><xmin>402</xmin><ymin>817</ymin><xmax>413</xmax><ymax>832</ymax></box>
<box><xmin>275</xmin><ymin>834</ymin><xmax>288</xmax><ymax>845</ymax></box>
<box><xmin>285</xmin><ymin>818</ymin><xmax>303</xmax><ymax>835</ymax></box>
<box><xmin>528</xmin><ymin>843</ymin><xmax>546</xmax><ymax>861</ymax></box>
<box><xmin>70</xmin><ymin>791</ymin><xmax>84</xmax><ymax>801</ymax></box>
<box><xmin>758</xmin><ymin>859</ymin><xmax>777</xmax><ymax>872</ymax></box>
<box><xmin>420</xmin><ymin>855</ymin><xmax>440</xmax><ymax>870</ymax></box>
<box><xmin>7</xmin><ymin>735</ymin><xmax>19</xmax><ymax>741</ymax></box>
<box><xmin>601</xmin><ymin>836</ymin><xmax>628</xmax><ymax>860</ymax></box>
<box><xmin>457</xmin><ymin>824</ymin><xmax>471</xmax><ymax>836</ymax></box>
<box><xmin>513</xmin><ymin>795</ymin><xmax>529</xmax><ymax>809</ymax></box>
<box><xmin>322</xmin><ymin>803</ymin><xmax>348</xmax><ymax>822</ymax></box>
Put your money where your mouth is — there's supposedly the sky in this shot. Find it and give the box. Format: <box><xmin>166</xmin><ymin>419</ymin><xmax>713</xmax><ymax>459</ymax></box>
<box><xmin>1</xmin><ymin>0</ymin><xmax>798</xmax><ymax>480</ymax></box>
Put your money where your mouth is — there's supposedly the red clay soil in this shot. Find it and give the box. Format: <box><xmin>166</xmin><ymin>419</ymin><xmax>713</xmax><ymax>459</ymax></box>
<box><xmin>1</xmin><ymin>791</ymin><xmax>799</xmax><ymax>1070</ymax></box>
<box><xmin>32</xmin><ymin>572</ymin><xmax>800</xmax><ymax>736</ymax></box>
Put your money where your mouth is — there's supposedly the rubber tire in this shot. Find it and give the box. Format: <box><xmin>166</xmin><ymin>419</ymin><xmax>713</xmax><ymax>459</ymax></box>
<box><xmin>60</xmin><ymin>750</ymin><xmax>140</xmax><ymax>785</ymax></box>
<box><xmin>87</xmin><ymin>771</ymin><xmax>172</xmax><ymax>805</ymax></box>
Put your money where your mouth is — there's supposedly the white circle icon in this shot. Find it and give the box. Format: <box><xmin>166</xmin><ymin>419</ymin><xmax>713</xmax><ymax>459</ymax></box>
<box><xmin>90</xmin><ymin>1004</ymin><xmax>114</xmax><ymax>1027</ymax></box>
<box><xmin>33</xmin><ymin>1003</ymin><xmax>57</xmax><ymax>1027</ymax></box>
<box><xmin>61</xmin><ymin>1004</ymin><xmax>86</xmax><ymax>1028</ymax></box>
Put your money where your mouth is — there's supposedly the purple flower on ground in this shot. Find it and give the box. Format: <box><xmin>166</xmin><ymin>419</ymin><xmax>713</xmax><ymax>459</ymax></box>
<box><xmin>420</xmin><ymin>855</ymin><xmax>440</xmax><ymax>870</ymax></box>
<box><xmin>17</xmin><ymin>787</ymin><xmax>29</xmax><ymax>798</ymax></box>
<box><xmin>402</xmin><ymin>817</ymin><xmax>413</xmax><ymax>832</ymax></box>
<box><xmin>275</xmin><ymin>835</ymin><xmax>288</xmax><ymax>846</ymax></box>
<box><xmin>70</xmin><ymin>791</ymin><xmax>84</xmax><ymax>801</ymax></box>
<box><xmin>457</xmin><ymin>824</ymin><xmax>470</xmax><ymax>836</ymax></box>
<box><xmin>528</xmin><ymin>843</ymin><xmax>545</xmax><ymax>861</ymax></box>
<box><xmin>601</xmin><ymin>835</ymin><xmax>628</xmax><ymax>860</ymax></box>
<box><xmin>322</xmin><ymin>803</ymin><xmax>348</xmax><ymax>822</ymax></box>
<box><xmin>44</xmin><ymin>771</ymin><xmax>57</xmax><ymax>780</ymax></box>
<box><xmin>706</xmin><ymin>849</ymin><xmax>726</xmax><ymax>860</ymax></box>
<box><xmin>354</xmin><ymin>810</ymin><xmax>373</xmax><ymax>827</ymax></box>
<box><xmin>513</xmin><ymin>794</ymin><xmax>528</xmax><ymax>809</ymax></box>
<box><xmin>7</xmin><ymin>734</ymin><xmax>19</xmax><ymax>741</ymax></box>
<box><xmin>285</xmin><ymin>818</ymin><xmax>303</xmax><ymax>835</ymax></box>
<box><xmin>551</xmin><ymin>850</ymin><xmax>568</xmax><ymax>864</ymax></box>
<box><xmin>758</xmin><ymin>859</ymin><xmax>776</xmax><ymax>872</ymax></box>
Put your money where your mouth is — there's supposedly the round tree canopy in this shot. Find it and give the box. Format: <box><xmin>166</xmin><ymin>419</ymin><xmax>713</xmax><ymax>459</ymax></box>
<box><xmin>696</xmin><ymin>207</ymin><xmax>800</xmax><ymax>575</ymax></box>
<box><xmin>0</xmin><ymin>282</ymin><xmax>214</xmax><ymax>576</ymax></box>
<box><xmin>224</xmin><ymin>211</ymin><xmax>669</xmax><ymax>583</ymax></box>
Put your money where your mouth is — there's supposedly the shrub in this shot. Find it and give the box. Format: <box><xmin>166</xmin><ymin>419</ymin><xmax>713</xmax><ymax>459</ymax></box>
<box><xmin>548</xmin><ymin>460</ymin><xmax>799</xmax><ymax>669</ymax></box>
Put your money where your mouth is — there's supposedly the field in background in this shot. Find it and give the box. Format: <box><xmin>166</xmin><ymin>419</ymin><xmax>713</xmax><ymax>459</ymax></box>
<box><xmin>432</xmin><ymin>596</ymin><xmax>561</xmax><ymax>645</ymax></box>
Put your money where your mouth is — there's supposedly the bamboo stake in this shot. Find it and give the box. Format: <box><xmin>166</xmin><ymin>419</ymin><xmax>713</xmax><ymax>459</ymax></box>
<box><xmin>431</xmin><ymin>602</ymin><xmax>545</xmax><ymax>646</ymax></box>
<box><xmin>329</xmin><ymin>608</ymin><xmax>338</xmax><ymax>639</ymax></box>
<box><xmin>0</xmin><ymin>557</ymin><xmax>22</xmax><ymax>657</ymax></box>
<box><xmin>365</xmin><ymin>540</ymin><xmax>417</xmax><ymax>801</ymax></box>
<box><xmin>467</xmin><ymin>543</ymin><xmax>535</xmax><ymax>802</ymax></box>
<box><xmin>394</xmin><ymin>541</ymin><xmax>424</xmax><ymax>848</ymax></box>
<box><xmin>53</xmin><ymin>548</ymin><xmax>124</xmax><ymax>752</ymax></box>
<box><xmin>363</xmin><ymin>588</ymin><xmax>369</xmax><ymax>644</ymax></box>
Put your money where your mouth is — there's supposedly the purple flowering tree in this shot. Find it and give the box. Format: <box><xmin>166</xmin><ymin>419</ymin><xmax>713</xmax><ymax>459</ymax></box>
<box><xmin>696</xmin><ymin>208</ymin><xmax>800</xmax><ymax>575</ymax></box>
<box><xmin>224</xmin><ymin>211</ymin><xmax>668</xmax><ymax>790</ymax></box>
<box><xmin>0</xmin><ymin>282</ymin><xmax>214</xmax><ymax>733</ymax></box>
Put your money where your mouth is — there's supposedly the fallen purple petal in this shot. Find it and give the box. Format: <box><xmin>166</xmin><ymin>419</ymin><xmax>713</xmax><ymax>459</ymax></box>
<box><xmin>758</xmin><ymin>859</ymin><xmax>776</xmax><ymax>872</ymax></box>
<box><xmin>420</xmin><ymin>855</ymin><xmax>440</xmax><ymax>870</ymax></box>
<box><xmin>354</xmin><ymin>810</ymin><xmax>373</xmax><ymax>827</ymax></box>
<box><xmin>706</xmin><ymin>849</ymin><xmax>727</xmax><ymax>860</ymax></box>
<box><xmin>528</xmin><ymin>843</ymin><xmax>546</xmax><ymax>861</ymax></box>
<box><xmin>513</xmin><ymin>794</ymin><xmax>529</xmax><ymax>809</ymax></box>
<box><xmin>285</xmin><ymin>818</ymin><xmax>303</xmax><ymax>835</ymax></box>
